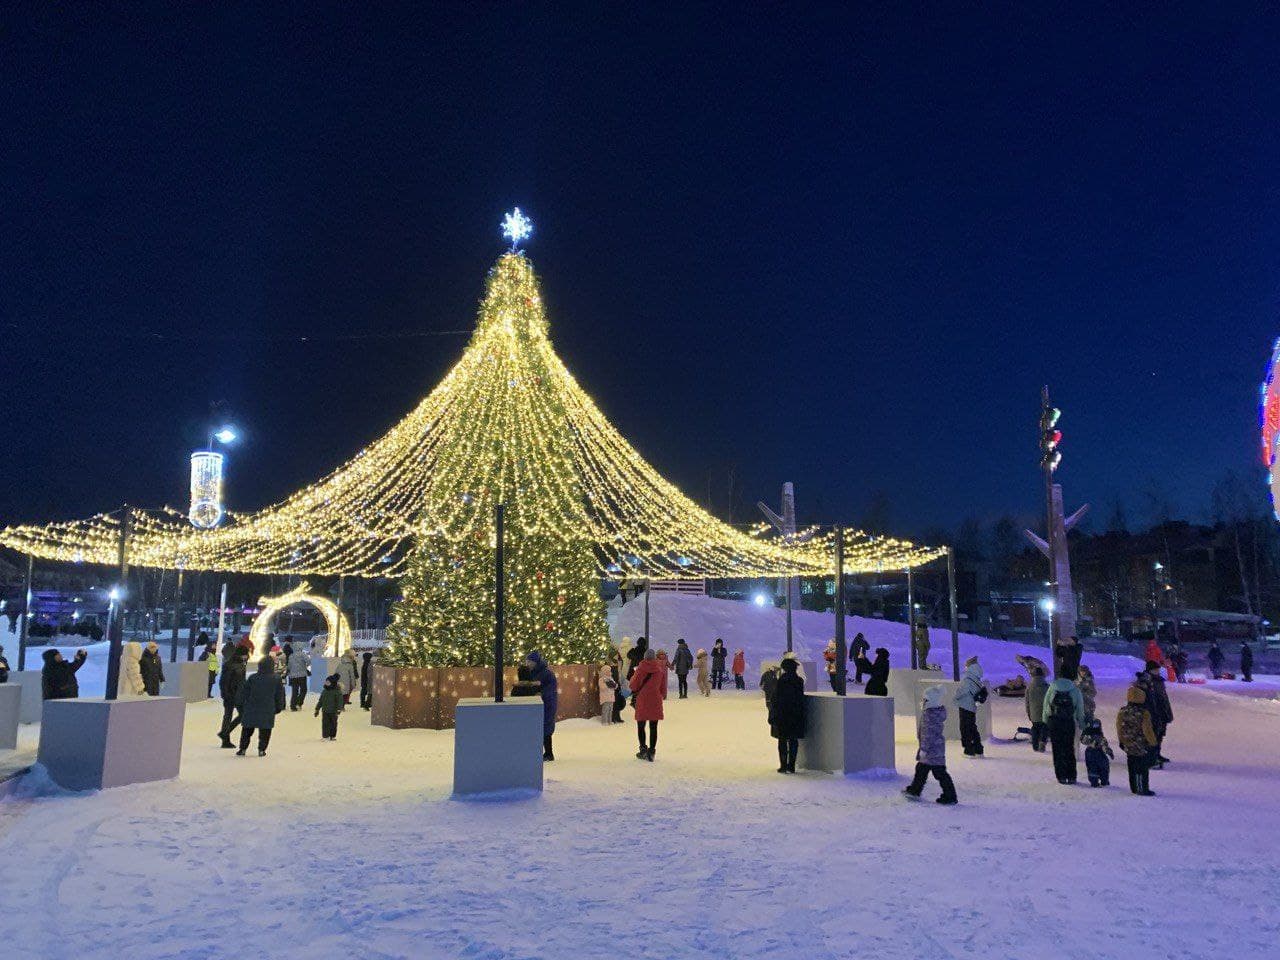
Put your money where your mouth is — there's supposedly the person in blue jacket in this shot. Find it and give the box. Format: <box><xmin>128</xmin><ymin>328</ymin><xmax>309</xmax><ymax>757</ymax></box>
<box><xmin>525</xmin><ymin>650</ymin><xmax>559</xmax><ymax>761</ymax></box>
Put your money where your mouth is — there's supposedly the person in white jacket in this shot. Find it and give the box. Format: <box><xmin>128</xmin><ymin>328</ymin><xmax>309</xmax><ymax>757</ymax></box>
<box><xmin>335</xmin><ymin>649</ymin><xmax>359</xmax><ymax>704</ymax></box>
<box><xmin>597</xmin><ymin>661</ymin><xmax>618</xmax><ymax>725</ymax></box>
<box><xmin>116</xmin><ymin>641</ymin><xmax>147</xmax><ymax>698</ymax></box>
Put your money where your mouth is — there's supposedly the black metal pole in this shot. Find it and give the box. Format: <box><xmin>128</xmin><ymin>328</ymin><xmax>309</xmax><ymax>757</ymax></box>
<box><xmin>494</xmin><ymin>502</ymin><xmax>505</xmax><ymax>703</ymax></box>
<box><xmin>833</xmin><ymin>527</ymin><xmax>847</xmax><ymax>695</ymax></box>
<box><xmin>170</xmin><ymin>567</ymin><xmax>183</xmax><ymax>662</ymax></box>
<box><xmin>17</xmin><ymin>553</ymin><xmax>33</xmax><ymax>671</ymax></box>
<box><xmin>643</xmin><ymin>578</ymin><xmax>650</xmax><ymax>641</ymax></box>
<box><xmin>785</xmin><ymin>573</ymin><xmax>793</xmax><ymax>653</ymax></box>
<box><xmin>948</xmin><ymin>546</ymin><xmax>960</xmax><ymax>681</ymax></box>
<box><xmin>104</xmin><ymin>506</ymin><xmax>131</xmax><ymax>701</ymax></box>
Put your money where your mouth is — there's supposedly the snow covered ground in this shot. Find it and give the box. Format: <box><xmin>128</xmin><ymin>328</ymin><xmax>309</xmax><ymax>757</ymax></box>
<box><xmin>2</xmin><ymin>597</ymin><xmax>1279</xmax><ymax>959</ymax></box>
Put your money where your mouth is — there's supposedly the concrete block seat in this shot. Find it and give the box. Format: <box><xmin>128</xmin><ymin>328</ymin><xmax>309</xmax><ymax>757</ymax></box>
<box><xmin>797</xmin><ymin>691</ymin><xmax>896</xmax><ymax>776</ymax></box>
<box><xmin>452</xmin><ymin>698</ymin><xmax>544</xmax><ymax>798</ymax></box>
<box><xmin>38</xmin><ymin>696</ymin><xmax>186</xmax><ymax>791</ymax></box>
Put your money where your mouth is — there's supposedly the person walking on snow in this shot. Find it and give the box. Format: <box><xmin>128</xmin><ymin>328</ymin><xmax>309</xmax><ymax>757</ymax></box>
<box><xmin>525</xmin><ymin>650</ymin><xmax>559</xmax><ymax>761</ymax></box>
<box><xmin>710</xmin><ymin>639</ymin><xmax>728</xmax><ymax>691</ymax></box>
<box><xmin>954</xmin><ymin>656</ymin><xmax>987</xmax><ymax>757</ymax></box>
<box><xmin>1117</xmin><ymin>684</ymin><xmax>1158</xmax><ymax>796</ymax></box>
<box><xmin>1076</xmin><ymin>663</ymin><xmax>1098</xmax><ymax>721</ymax></box>
<box><xmin>286</xmin><ymin>642</ymin><xmax>310</xmax><ymax>711</ymax></box>
<box><xmin>1207</xmin><ymin>641</ymin><xmax>1225</xmax><ymax>679</ymax></box>
<box><xmin>218</xmin><ymin>648</ymin><xmax>248</xmax><ymax>748</ymax></box>
<box><xmin>903</xmin><ymin>685</ymin><xmax>958</xmax><ymax>804</ymax></box>
<box><xmin>235</xmin><ymin>656</ymin><xmax>285</xmax><ymax>757</ymax></box>
<box><xmin>360</xmin><ymin>651</ymin><xmax>374</xmax><ymax>709</ymax></box>
<box><xmin>673</xmin><ymin>639</ymin><xmax>693</xmax><ymax>698</ymax></box>
<box><xmin>630</xmin><ymin>648</ymin><xmax>666</xmax><ymax>761</ymax></box>
<box><xmin>198</xmin><ymin>639</ymin><xmax>218</xmax><ymax>697</ymax></box>
<box><xmin>769</xmin><ymin>654</ymin><xmax>806</xmax><ymax>773</ymax></box>
<box><xmin>1025</xmin><ymin>666</ymin><xmax>1050</xmax><ymax>752</ymax></box>
<box><xmin>695</xmin><ymin>648</ymin><xmax>710</xmax><ymax>697</ymax></box>
<box><xmin>849</xmin><ymin>632</ymin><xmax>870</xmax><ymax>682</ymax></box>
<box><xmin>732</xmin><ymin>648</ymin><xmax>746</xmax><ymax>690</ymax></box>
<box><xmin>913</xmin><ymin>620</ymin><xmax>931</xmax><ymax>668</ymax></box>
<box><xmin>1080</xmin><ymin>717</ymin><xmax>1114</xmax><ymax>787</ymax></box>
<box><xmin>1136</xmin><ymin>662</ymin><xmax>1173</xmax><ymax>767</ymax></box>
<box><xmin>1240</xmin><ymin>641</ymin><xmax>1254</xmax><ymax>682</ymax></box>
<box><xmin>116</xmin><ymin>641</ymin><xmax>146</xmax><ymax>698</ymax></box>
<box><xmin>335</xmin><ymin>649</ymin><xmax>359</xmax><ymax>705</ymax></box>
<box><xmin>314</xmin><ymin>673</ymin><xmax>344</xmax><ymax>741</ymax></box>
<box><xmin>1043</xmin><ymin>673</ymin><xmax>1085</xmax><ymax>784</ymax></box>
<box><xmin>139</xmin><ymin>641</ymin><xmax>165</xmax><ymax>696</ymax></box>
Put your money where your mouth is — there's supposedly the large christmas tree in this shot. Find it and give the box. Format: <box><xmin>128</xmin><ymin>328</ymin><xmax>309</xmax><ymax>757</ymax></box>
<box><xmin>382</xmin><ymin>246</ymin><xmax>612</xmax><ymax>666</ymax></box>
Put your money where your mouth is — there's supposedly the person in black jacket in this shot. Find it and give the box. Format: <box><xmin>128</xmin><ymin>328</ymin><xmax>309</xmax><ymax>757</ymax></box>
<box><xmin>857</xmin><ymin>647</ymin><xmax>890</xmax><ymax>696</ymax></box>
<box><xmin>41</xmin><ymin>648</ymin><xmax>87</xmax><ymax>700</ymax></box>
<box><xmin>769</xmin><ymin>656</ymin><xmax>807</xmax><ymax>773</ymax></box>
<box><xmin>625</xmin><ymin>637</ymin><xmax>648</xmax><ymax>683</ymax></box>
<box><xmin>848</xmin><ymin>632</ymin><xmax>870</xmax><ymax>682</ymax></box>
<box><xmin>710</xmin><ymin>639</ymin><xmax>728</xmax><ymax>690</ymax></box>
<box><xmin>139</xmin><ymin>641</ymin><xmax>165</xmax><ymax>696</ymax></box>
<box><xmin>0</xmin><ymin>644</ymin><xmax>10</xmax><ymax>683</ymax></box>
<box><xmin>360</xmin><ymin>651</ymin><xmax>374</xmax><ymax>709</ymax></box>
<box><xmin>672</xmin><ymin>639</ymin><xmax>694</xmax><ymax>698</ymax></box>
<box><xmin>235</xmin><ymin>657</ymin><xmax>286</xmax><ymax>757</ymax></box>
<box><xmin>1240</xmin><ymin>642</ymin><xmax>1254</xmax><ymax>683</ymax></box>
<box><xmin>218</xmin><ymin>649</ymin><xmax>248</xmax><ymax>748</ymax></box>
<box><xmin>1137</xmin><ymin>662</ymin><xmax>1174</xmax><ymax>767</ymax></box>
<box><xmin>1207</xmin><ymin>641</ymin><xmax>1225</xmax><ymax>679</ymax></box>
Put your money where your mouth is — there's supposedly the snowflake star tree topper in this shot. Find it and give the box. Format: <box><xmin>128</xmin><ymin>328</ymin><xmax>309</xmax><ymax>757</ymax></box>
<box><xmin>501</xmin><ymin>207</ymin><xmax>533</xmax><ymax>251</ymax></box>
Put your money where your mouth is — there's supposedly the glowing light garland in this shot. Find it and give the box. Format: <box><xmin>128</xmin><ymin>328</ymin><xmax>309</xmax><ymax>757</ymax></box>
<box><xmin>0</xmin><ymin>252</ymin><xmax>946</xmax><ymax>579</ymax></box>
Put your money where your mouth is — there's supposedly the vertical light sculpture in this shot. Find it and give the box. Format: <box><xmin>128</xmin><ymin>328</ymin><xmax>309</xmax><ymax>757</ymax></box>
<box><xmin>189</xmin><ymin>451</ymin><xmax>225</xmax><ymax>528</ymax></box>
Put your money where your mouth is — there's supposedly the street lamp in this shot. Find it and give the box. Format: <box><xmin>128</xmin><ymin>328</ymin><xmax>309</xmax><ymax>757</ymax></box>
<box><xmin>1040</xmin><ymin>596</ymin><xmax>1056</xmax><ymax>648</ymax></box>
<box><xmin>190</xmin><ymin>424</ymin><xmax>238</xmax><ymax>529</ymax></box>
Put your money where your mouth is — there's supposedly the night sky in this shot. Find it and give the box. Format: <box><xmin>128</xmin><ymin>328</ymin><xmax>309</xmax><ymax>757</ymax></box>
<box><xmin>4</xmin><ymin>4</ymin><xmax>1279</xmax><ymax>538</ymax></box>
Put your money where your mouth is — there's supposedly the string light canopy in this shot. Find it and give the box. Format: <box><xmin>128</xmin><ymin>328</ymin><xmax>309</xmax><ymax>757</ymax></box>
<box><xmin>0</xmin><ymin>213</ymin><xmax>946</xmax><ymax>580</ymax></box>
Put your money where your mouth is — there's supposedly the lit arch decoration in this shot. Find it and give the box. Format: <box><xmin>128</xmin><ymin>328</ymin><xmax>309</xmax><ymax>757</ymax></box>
<box><xmin>248</xmin><ymin>581</ymin><xmax>351</xmax><ymax>657</ymax></box>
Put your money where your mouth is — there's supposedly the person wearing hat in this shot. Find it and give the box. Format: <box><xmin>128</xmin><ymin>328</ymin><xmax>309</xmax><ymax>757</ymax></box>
<box><xmin>769</xmin><ymin>654</ymin><xmax>807</xmax><ymax>773</ymax></box>
<box><xmin>903</xmin><ymin>685</ymin><xmax>957</xmax><ymax>804</ymax></box>
<box><xmin>235</xmin><ymin>656</ymin><xmax>286</xmax><ymax>757</ymax></box>
<box><xmin>1116</xmin><ymin>683</ymin><xmax>1158</xmax><ymax>796</ymax></box>
<box><xmin>954</xmin><ymin>655</ymin><xmax>987</xmax><ymax>757</ymax></box>
<box><xmin>41</xmin><ymin>647</ymin><xmax>87</xmax><ymax>700</ymax></box>
<box><xmin>314</xmin><ymin>673</ymin><xmax>344</xmax><ymax>741</ymax></box>
<box><xmin>1136</xmin><ymin>661</ymin><xmax>1173</xmax><ymax>767</ymax></box>
<box><xmin>139</xmin><ymin>641</ymin><xmax>165</xmax><ymax>696</ymax></box>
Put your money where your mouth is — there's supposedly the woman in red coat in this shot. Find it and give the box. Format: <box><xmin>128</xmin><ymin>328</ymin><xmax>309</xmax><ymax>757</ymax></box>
<box><xmin>631</xmin><ymin>649</ymin><xmax>666</xmax><ymax>761</ymax></box>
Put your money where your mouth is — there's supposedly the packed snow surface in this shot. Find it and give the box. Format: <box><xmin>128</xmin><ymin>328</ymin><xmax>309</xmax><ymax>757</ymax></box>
<box><xmin>1</xmin><ymin>596</ymin><xmax>1278</xmax><ymax>959</ymax></box>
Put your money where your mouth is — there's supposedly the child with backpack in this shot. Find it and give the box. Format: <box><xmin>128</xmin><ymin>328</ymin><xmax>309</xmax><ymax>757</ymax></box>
<box><xmin>1117</xmin><ymin>684</ymin><xmax>1158</xmax><ymax>796</ymax></box>
<box><xmin>1042</xmin><ymin>675</ymin><xmax>1084</xmax><ymax>785</ymax></box>
<box><xmin>1079</xmin><ymin>717</ymin><xmax>1114</xmax><ymax>787</ymax></box>
<box><xmin>314</xmin><ymin>674</ymin><xmax>344</xmax><ymax>741</ymax></box>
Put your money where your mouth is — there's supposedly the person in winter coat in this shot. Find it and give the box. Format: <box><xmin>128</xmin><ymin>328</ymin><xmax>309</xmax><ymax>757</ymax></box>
<box><xmin>510</xmin><ymin>663</ymin><xmax>542</xmax><ymax>697</ymax></box>
<box><xmin>769</xmin><ymin>655</ymin><xmax>806</xmax><ymax>773</ymax></box>
<box><xmin>597</xmin><ymin>661</ymin><xmax>618</xmax><ymax>725</ymax></box>
<box><xmin>710</xmin><ymin>639</ymin><xmax>728</xmax><ymax>690</ymax></box>
<box><xmin>525</xmin><ymin>650</ymin><xmax>559</xmax><ymax>761</ymax></box>
<box><xmin>913</xmin><ymin>620</ymin><xmax>931</xmax><ymax>669</ymax></box>
<box><xmin>1080</xmin><ymin>717</ymin><xmax>1114</xmax><ymax>787</ymax></box>
<box><xmin>823</xmin><ymin>639</ymin><xmax>839</xmax><ymax>692</ymax></box>
<box><xmin>1043</xmin><ymin>675</ymin><xmax>1084</xmax><ymax>784</ymax></box>
<box><xmin>1137</xmin><ymin>662</ymin><xmax>1173</xmax><ymax>767</ymax></box>
<box><xmin>953</xmin><ymin>656</ymin><xmax>987</xmax><ymax>757</ymax></box>
<box><xmin>630</xmin><ymin>648</ymin><xmax>666</xmax><ymax>760</ymax></box>
<box><xmin>1076</xmin><ymin>663</ymin><xmax>1097</xmax><ymax>721</ymax></box>
<box><xmin>759</xmin><ymin>661</ymin><xmax>779</xmax><ymax>713</ymax></box>
<box><xmin>335</xmin><ymin>649</ymin><xmax>359</xmax><ymax>705</ymax></box>
<box><xmin>694</xmin><ymin>648</ymin><xmax>710</xmax><ymax>697</ymax></box>
<box><xmin>1144</xmin><ymin>638</ymin><xmax>1164</xmax><ymax>671</ymax></box>
<box><xmin>625</xmin><ymin>636</ymin><xmax>648</xmax><ymax>682</ymax></box>
<box><xmin>849</xmin><ymin>632</ymin><xmax>870</xmax><ymax>682</ymax></box>
<box><xmin>1054</xmin><ymin>635</ymin><xmax>1083</xmax><ymax>681</ymax></box>
<box><xmin>732</xmin><ymin>649</ymin><xmax>746</xmax><ymax>690</ymax></box>
<box><xmin>673</xmin><ymin>639</ymin><xmax>694</xmax><ymax>698</ymax></box>
<box><xmin>859</xmin><ymin>648</ymin><xmax>890</xmax><ymax>696</ymax></box>
<box><xmin>1240</xmin><ymin>642</ymin><xmax>1254</xmax><ymax>682</ymax></box>
<box><xmin>140</xmin><ymin>641</ymin><xmax>165</xmax><ymax>696</ymax></box>
<box><xmin>314</xmin><ymin>673</ymin><xmax>344</xmax><ymax>741</ymax></box>
<box><xmin>607</xmin><ymin>649</ymin><xmax>626</xmax><ymax>722</ymax></box>
<box><xmin>1207</xmin><ymin>641</ymin><xmax>1225</xmax><ymax>679</ymax></box>
<box><xmin>41</xmin><ymin>648</ymin><xmax>87</xmax><ymax>700</ymax></box>
<box><xmin>117</xmin><ymin>641</ymin><xmax>147</xmax><ymax>698</ymax></box>
<box><xmin>1016</xmin><ymin>653</ymin><xmax>1050</xmax><ymax>678</ymax></box>
<box><xmin>1117</xmin><ymin>684</ymin><xmax>1158</xmax><ymax>796</ymax></box>
<box><xmin>903</xmin><ymin>685</ymin><xmax>957</xmax><ymax>804</ymax></box>
<box><xmin>218</xmin><ymin>649</ymin><xmax>248</xmax><ymax>748</ymax></box>
<box><xmin>0</xmin><ymin>645</ymin><xmax>9</xmax><ymax>684</ymax></box>
<box><xmin>360</xmin><ymin>651</ymin><xmax>374</xmax><ymax>709</ymax></box>
<box><xmin>1025</xmin><ymin>667</ymin><xmax>1050</xmax><ymax>752</ymax></box>
<box><xmin>1169</xmin><ymin>643</ymin><xmax>1188</xmax><ymax>683</ymax></box>
<box><xmin>285</xmin><ymin>642</ymin><xmax>311</xmax><ymax>711</ymax></box>
<box><xmin>198</xmin><ymin>640</ymin><xmax>219</xmax><ymax>697</ymax></box>
<box><xmin>235</xmin><ymin>656</ymin><xmax>286</xmax><ymax>756</ymax></box>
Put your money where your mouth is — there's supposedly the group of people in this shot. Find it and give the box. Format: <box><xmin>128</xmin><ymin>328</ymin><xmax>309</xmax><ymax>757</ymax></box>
<box><xmin>1206</xmin><ymin>639</ymin><xmax>1255</xmax><ymax>682</ymax></box>
<box><xmin>822</xmin><ymin>634</ymin><xmax>890</xmax><ymax>695</ymax></box>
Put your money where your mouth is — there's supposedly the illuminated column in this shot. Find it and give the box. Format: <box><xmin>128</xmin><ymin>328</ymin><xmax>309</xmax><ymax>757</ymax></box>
<box><xmin>189</xmin><ymin>452</ymin><xmax>225</xmax><ymax>529</ymax></box>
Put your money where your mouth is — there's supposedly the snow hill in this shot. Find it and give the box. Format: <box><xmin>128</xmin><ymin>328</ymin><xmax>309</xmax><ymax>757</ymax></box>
<box><xmin>609</xmin><ymin>591</ymin><xmax>1145</xmax><ymax>683</ymax></box>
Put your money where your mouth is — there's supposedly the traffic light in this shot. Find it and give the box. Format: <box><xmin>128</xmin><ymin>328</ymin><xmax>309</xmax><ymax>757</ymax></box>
<box><xmin>1040</xmin><ymin>404</ymin><xmax>1062</xmax><ymax>471</ymax></box>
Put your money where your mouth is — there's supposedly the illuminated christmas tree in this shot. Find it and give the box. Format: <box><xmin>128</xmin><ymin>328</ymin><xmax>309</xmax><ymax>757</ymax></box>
<box><xmin>383</xmin><ymin>227</ymin><xmax>612</xmax><ymax>666</ymax></box>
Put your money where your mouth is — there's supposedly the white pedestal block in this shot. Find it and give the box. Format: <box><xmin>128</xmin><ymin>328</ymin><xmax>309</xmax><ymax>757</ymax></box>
<box><xmin>38</xmin><ymin>697</ymin><xmax>185</xmax><ymax>791</ymax></box>
<box><xmin>0</xmin><ymin>684</ymin><xmax>20</xmax><ymax>749</ymax></box>
<box><xmin>13</xmin><ymin>671</ymin><xmax>43</xmax><ymax>724</ymax></box>
<box><xmin>914</xmin><ymin>679</ymin><xmax>992</xmax><ymax>741</ymax></box>
<box><xmin>800</xmin><ymin>661</ymin><xmax>819</xmax><ymax>692</ymax></box>
<box><xmin>309</xmin><ymin>657</ymin><xmax>335</xmax><ymax>692</ymax></box>
<box><xmin>452</xmin><ymin>698</ymin><xmax>544</xmax><ymax>798</ymax></box>
<box><xmin>888</xmin><ymin>668</ymin><xmax>945</xmax><ymax>716</ymax></box>
<box><xmin>797</xmin><ymin>692</ymin><xmax>896</xmax><ymax>775</ymax></box>
<box><xmin>161</xmin><ymin>661</ymin><xmax>210</xmax><ymax>702</ymax></box>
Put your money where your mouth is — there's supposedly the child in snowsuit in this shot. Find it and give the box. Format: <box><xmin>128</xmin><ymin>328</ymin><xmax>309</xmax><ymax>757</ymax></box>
<box><xmin>732</xmin><ymin>649</ymin><xmax>746</xmax><ymax>690</ymax></box>
<box><xmin>1079</xmin><ymin>717</ymin><xmax>1114</xmax><ymax>787</ymax></box>
<box><xmin>1117</xmin><ymin>684</ymin><xmax>1158</xmax><ymax>796</ymax></box>
<box><xmin>903</xmin><ymin>685</ymin><xmax>957</xmax><ymax>804</ymax></box>
<box><xmin>598</xmin><ymin>662</ymin><xmax>617</xmax><ymax>726</ymax></box>
<box><xmin>314</xmin><ymin>674</ymin><xmax>344</xmax><ymax>741</ymax></box>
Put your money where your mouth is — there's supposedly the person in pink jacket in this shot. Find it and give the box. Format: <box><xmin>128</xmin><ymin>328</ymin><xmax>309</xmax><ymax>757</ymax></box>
<box><xmin>630</xmin><ymin>649</ymin><xmax>666</xmax><ymax>761</ymax></box>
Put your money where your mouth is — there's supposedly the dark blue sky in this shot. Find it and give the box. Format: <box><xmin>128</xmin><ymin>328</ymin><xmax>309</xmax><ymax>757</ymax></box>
<box><xmin>3</xmin><ymin>4</ymin><xmax>1278</xmax><ymax>536</ymax></box>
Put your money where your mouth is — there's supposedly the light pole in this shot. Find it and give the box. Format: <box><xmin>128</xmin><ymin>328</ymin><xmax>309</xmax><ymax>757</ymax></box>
<box><xmin>1040</xmin><ymin>597</ymin><xmax>1056</xmax><ymax>651</ymax></box>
